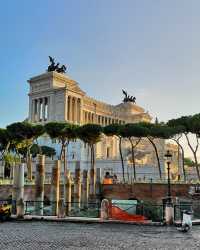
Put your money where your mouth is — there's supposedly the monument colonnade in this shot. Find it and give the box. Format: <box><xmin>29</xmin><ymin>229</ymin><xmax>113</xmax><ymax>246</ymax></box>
<box><xmin>32</xmin><ymin>97</ymin><xmax>49</xmax><ymax>122</ymax></box>
<box><xmin>31</xmin><ymin>94</ymin><xmax>126</xmax><ymax>126</ymax></box>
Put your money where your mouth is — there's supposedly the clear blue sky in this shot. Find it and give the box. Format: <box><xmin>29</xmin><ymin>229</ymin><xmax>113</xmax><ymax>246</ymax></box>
<box><xmin>1</xmin><ymin>0</ymin><xmax>200</xmax><ymax>128</ymax></box>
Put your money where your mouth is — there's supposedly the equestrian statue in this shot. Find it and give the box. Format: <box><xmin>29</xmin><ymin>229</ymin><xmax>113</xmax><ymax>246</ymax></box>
<box><xmin>47</xmin><ymin>56</ymin><xmax>67</xmax><ymax>74</ymax></box>
<box><xmin>122</xmin><ymin>89</ymin><xmax>136</xmax><ymax>103</ymax></box>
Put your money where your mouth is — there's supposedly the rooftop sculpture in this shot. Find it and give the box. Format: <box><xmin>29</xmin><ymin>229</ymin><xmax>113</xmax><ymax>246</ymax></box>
<box><xmin>47</xmin><ymin>56</ymin><xmax>67</xmax><ymax>74</ymax></box>
<box><xmin>122</xmin><ymin>89</ymin><xmax>136</xmax><ymax>103</ymax></box>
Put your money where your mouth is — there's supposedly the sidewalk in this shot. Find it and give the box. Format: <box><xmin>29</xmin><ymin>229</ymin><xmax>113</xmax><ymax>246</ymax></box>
<box><xmin>11</xmin><ymin>215</ymin><xmax>200</xmax><ymax>226</ymax></box>
<box><xmin>11</xmin><ymin>215</ymin><xmax>163</xmax><ymax>226</ymax></box>
<box><xmin>174</xmin><ymin>219</ymin><xmax>200</xmax><ymax>226</ymax></box>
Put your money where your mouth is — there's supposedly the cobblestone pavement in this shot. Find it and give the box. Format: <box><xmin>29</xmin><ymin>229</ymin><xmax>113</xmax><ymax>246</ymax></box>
<box><xmin>0</xmin><ymin>221</ymin><xmax>200</xmax><ymax>250</ymax></box>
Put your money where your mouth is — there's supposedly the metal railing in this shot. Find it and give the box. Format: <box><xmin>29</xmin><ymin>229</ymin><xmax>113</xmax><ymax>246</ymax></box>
<box><xmin>24</xmin><ymin>200</ymin><xmax>55</xmax><ymax>216</ymax></box>
<box><xmin>24</xmin><ymin>201</ymin><xmax>101</xmax><ymax>218</ymax></box>
<box><xmin>110</xmin><ymin>201</ymin><xmax>164</xmax><ymax>222</ymax></box>
<box><xmin>174</xmin><ymin>201</ymin><xmax>200</xmax><ymax>221</ymax></box>
<box><xmin>64</xmin><ymin>202</ymin><xmax>101</xmax><ymax>218</ymax></box>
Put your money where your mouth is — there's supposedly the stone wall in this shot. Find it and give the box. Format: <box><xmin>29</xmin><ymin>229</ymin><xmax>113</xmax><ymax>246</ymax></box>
<box><xmin>0</xmin><ymin>184</ymin><xmax>68</xmax><ymax>201</ymax></box>
<box><xmin>102</xmin><ymin>183</ymin><xmax>192</xmax><ymax>202</ymax></box>
<box><xmin>0</xmin><ymin>183</ymin><xmax>193</xmax><ymax>202</ymax></box>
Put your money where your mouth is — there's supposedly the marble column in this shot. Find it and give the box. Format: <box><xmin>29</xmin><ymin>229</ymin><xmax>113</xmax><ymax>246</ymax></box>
<box><xmin>79</xmin><ymin>99</ymin><xmax>83</xmax><ymax>124</ymax></box>
<box><xmin>96</xmin><ymin>168</ymin><xmax>101</xmax><ymax>201</ymax></box>
<box><xmin>101</xmin><ymin>116</ymin><xmax>104</xmax><ymax>125</ymax></box>
<box><xmin>12</xmin><ymin>163</ymin><xmax>17</xmax><ymax>214</ymax></box>
<box><xmin>29</xmin><ymin>99</ymin><xmax>33</xmax><ymax>121</ymax></box>
<box><xmin>69</xmin><ymin>96</ymin><xmax>73</xmax><ymax>122</ymax></box>
<box><xmin>27</xmin><ymin>154</ymin><xmax>33</xmax><ymax>181</ymax></box>
<box><xmin>65</xmin><ymin>170</ymin><xmax>72</xmax><ymax>215</ymax></box>
<box><xmin>74</xmin><ymin>97</ymin><xmax>78</xmax><ymax>124</ymax></box>
<box><xmin>64</xmin><ymin>94</ymin><xmax>68</xmax><ymax>121</ymax></box>
<box><xmin>67</xmin><ymin>96</ymin><xmax>70</xmax><ymax>121</ymax></box>
<box><xmin>42</xmin><ymin>97</ymin><xmax>45</xmax><ymax>121</ymax></box>
<box><xmin>32</xmin><ymin>99</ymin><xmax>35</xmax><ymax>122</ymax></box>
<box><xmin>72</xmin><ymin>98</ymin><xmax>75</xmax><ymax>122</ymax></box>
<box><xmin>47</xmin><ymin>96</ymin><xmax>50</xmax><ymax>120</ymax></box>
<box><xmin>82</xmin><ymin>110</ymin><xmax>85</xmax><ymax>124</ymax></box>
<box><xmin>85</xmin><ymin>112</ymin><xmax>88</xmax><ymax>124</ymax></box>
<box><xmin>92</xmin><ymin>114</ymin><xmax>94</xmax><ymax>124</ymax></box>
<box><xmin>38</xmin><ymin>99</ymin><xmax>42</xmax><ymax>121</ymax></box>
<box><xmin>89</xmin><ymin>167</ymin><xmax>96</xmax><ymax>203</ymax></box>
<box><xmin>51</xmin><ymin>160</ymin><xmax>60</xmax><ymax>216</ymax></box>
<box><xmin>81</xmin><ymin>170</ymin><xmax>89</xmax><ymax>208</ymax></box>
<box><xmin>77</xmin><ymin>99</ymin><xmax>81</xmax><ymax>124</ymax></box>
<box><xmin>74</xmin><ymin>161</ymin><xmax>81</xmax><ymax>209</ymax></box>
<box><xmin>36</xmin><ymin>99</ymin><xmax>40</xmax><ymax>122</ymax></box>
<box><xmin>12</xmin><ymin>164</ymin><xmax>24</xmax><ymax>217</ymax></box>
<box><xmin>48</xmin><ymin>94</ymin><xmax>54</xmax><ymax>121</ymax></box>
<box><xmin>35</xmin><ymin>155</ymin><xmax>45</xmax><ymax>215</ymax></box>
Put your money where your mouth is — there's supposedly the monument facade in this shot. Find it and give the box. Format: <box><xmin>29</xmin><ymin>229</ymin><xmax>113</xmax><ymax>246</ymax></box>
<box><xmin>28</xmin><ymin>69</ymin><xmax>179</xmax><ymax>180</ymax></box>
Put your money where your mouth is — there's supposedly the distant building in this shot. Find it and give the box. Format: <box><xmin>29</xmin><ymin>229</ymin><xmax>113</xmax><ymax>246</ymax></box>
<box><xmin>28</xmin><ymin>71</ymin><xmax>179</xmax><ymax>180</ymax></box>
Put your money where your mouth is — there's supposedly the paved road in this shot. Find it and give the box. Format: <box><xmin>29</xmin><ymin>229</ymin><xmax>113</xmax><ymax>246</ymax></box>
<box><xmin>0</xmin><ymin>221</ymin><xmax>200</xmax><ymax>249</ymax></box>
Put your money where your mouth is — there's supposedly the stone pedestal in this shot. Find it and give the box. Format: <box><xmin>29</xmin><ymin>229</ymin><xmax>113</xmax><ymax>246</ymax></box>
<box><xmin>165</xmin><ymin>203</ymin><xmax>174</xmax><ymax>225</ymax></box>
<box><xmin>35</xmin><ymin>155</ymin><xmax>45</xmax><ymax>215</ymax></box>
<box><xmin>51</xmin><ymin>160</ymin><xmax>60</xmax><ymax>216</ymax></box>
<box><xmin>58</xmin><ymin>199</ymin><xmax>65</xmax><ymax>218</ymax></box>
<box><xmin>100</xmin><ymin>199</ymin><xmax>110</xmax><ymax>220</ymax></box>
<box><xmin>16</xmin><ymin>198</ymin><xmax>24</xmax><ymax>218</ymax></box>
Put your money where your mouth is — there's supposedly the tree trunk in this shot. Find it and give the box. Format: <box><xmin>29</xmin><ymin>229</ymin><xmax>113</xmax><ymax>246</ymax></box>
<box><xmin>194</xmin><ymin>153</ymin><xmax>200</xmax><ymax>181</ymax></box>
<box><xmin>148</xmin><ymin>138</ymin><xmax>162</xmax><ymax>179</ymax></box>
<box><xmin>26</xmin><ymin>147</ymin><xmax>32</xmax><ymax>181</ymax></box>
<box><xmin>63</xmin><ymin>146</ymin><xmax>66</xmax><ymax>173</ymax></box>
<box><xmin>59</xmin><ymin>144</ymin><xmax>64</xmax><ymax>161</ymax></box>
<box><xmin>119</xmin><ymin>137</ymin><xmax>125</xmax><ymax>183</ymax></box>
<box><xmin>89</xmin><ymin>144</ymin><xmax>96</xmax><ymax>201</ymax></box>
<box><xmin>27</xmin><ymin>154</ymin><xmax>32</xmax><ymax>181</ymax></box>
<box><xmin>172</xmin><ymin>138</ymin><xmax>186</xmax><ymax>181</ymax></box>
<box><xmin>129</xmin><ymin>139</ymin><xmax>136</xmax><ymax>181</ymax></box>
<box><xmin>61</xmin><ymin>143</ymin><xmax>67</xmax><ymax>202</ymax></box>
<box><xmin>185</xmin><ymin>133</ymin><xmax>200</xmax><ymax>181</ymax></box>
<box><xmin>91</xmin><ymin>145</ymin><xmax>94</xmax><ymax>169</ymax></box>
<box><xmin>2</xmin><ymin>142</ymin><xmax>10</xmax><ymax>178</ymax></box>
<box><xmin>127</xmin><ymin>166</ymin><xmax>130</xmax><ymax>183</ymax></box>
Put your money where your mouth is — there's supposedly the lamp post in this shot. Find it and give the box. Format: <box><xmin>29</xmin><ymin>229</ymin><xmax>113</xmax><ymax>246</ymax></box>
<box><xmin>164</xmin><ymin>150</ymin><xmax>174</xmax><ymax>225</ymax></box>
<box><xmin>164</xmin><ymin>150</ymin><xmax>172</xmax><ymax>204</ymax></box>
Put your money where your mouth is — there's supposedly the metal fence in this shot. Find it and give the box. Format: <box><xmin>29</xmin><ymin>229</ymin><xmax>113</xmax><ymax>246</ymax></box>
<box><xmin>174</xmin><ymin>201</ymin><xmax>200</xmax><ymax>221</ymax></box>
<box><xmin>140</xmin><ymin>203</ymin><xmax>164</xmax><ymax>222</ymax></box>
<box><xmin>65</xmin><ymin>202</ymin><xmax>101</xmax><ymax>218</ymax></box>
<box><xmin>24</xmin><ymin>200</ymin><xmax>54</xmax><ymax>216</ymax></box>
<box><xmin>110</xmin><ymin>201</ymin><xmax>164</xmax><ymax>222</ymax></box>
<box><xmin>24</xmin><ymin>201</ymin><xmax>101</xmax><ymax>218</ymax></box>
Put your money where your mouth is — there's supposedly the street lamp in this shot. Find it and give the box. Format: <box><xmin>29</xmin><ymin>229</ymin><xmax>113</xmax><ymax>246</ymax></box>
<box><xmin>164</xmin><ymin>150</ymin><xmax>172</xmax><ymax>204</ymax></box>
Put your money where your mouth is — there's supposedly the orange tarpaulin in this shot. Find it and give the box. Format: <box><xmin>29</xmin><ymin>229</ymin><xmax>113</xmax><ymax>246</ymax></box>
<box><xmin>110</xmin><ymin>205</ymin><xmax>147</xmax><ymax>222</ymax></box>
